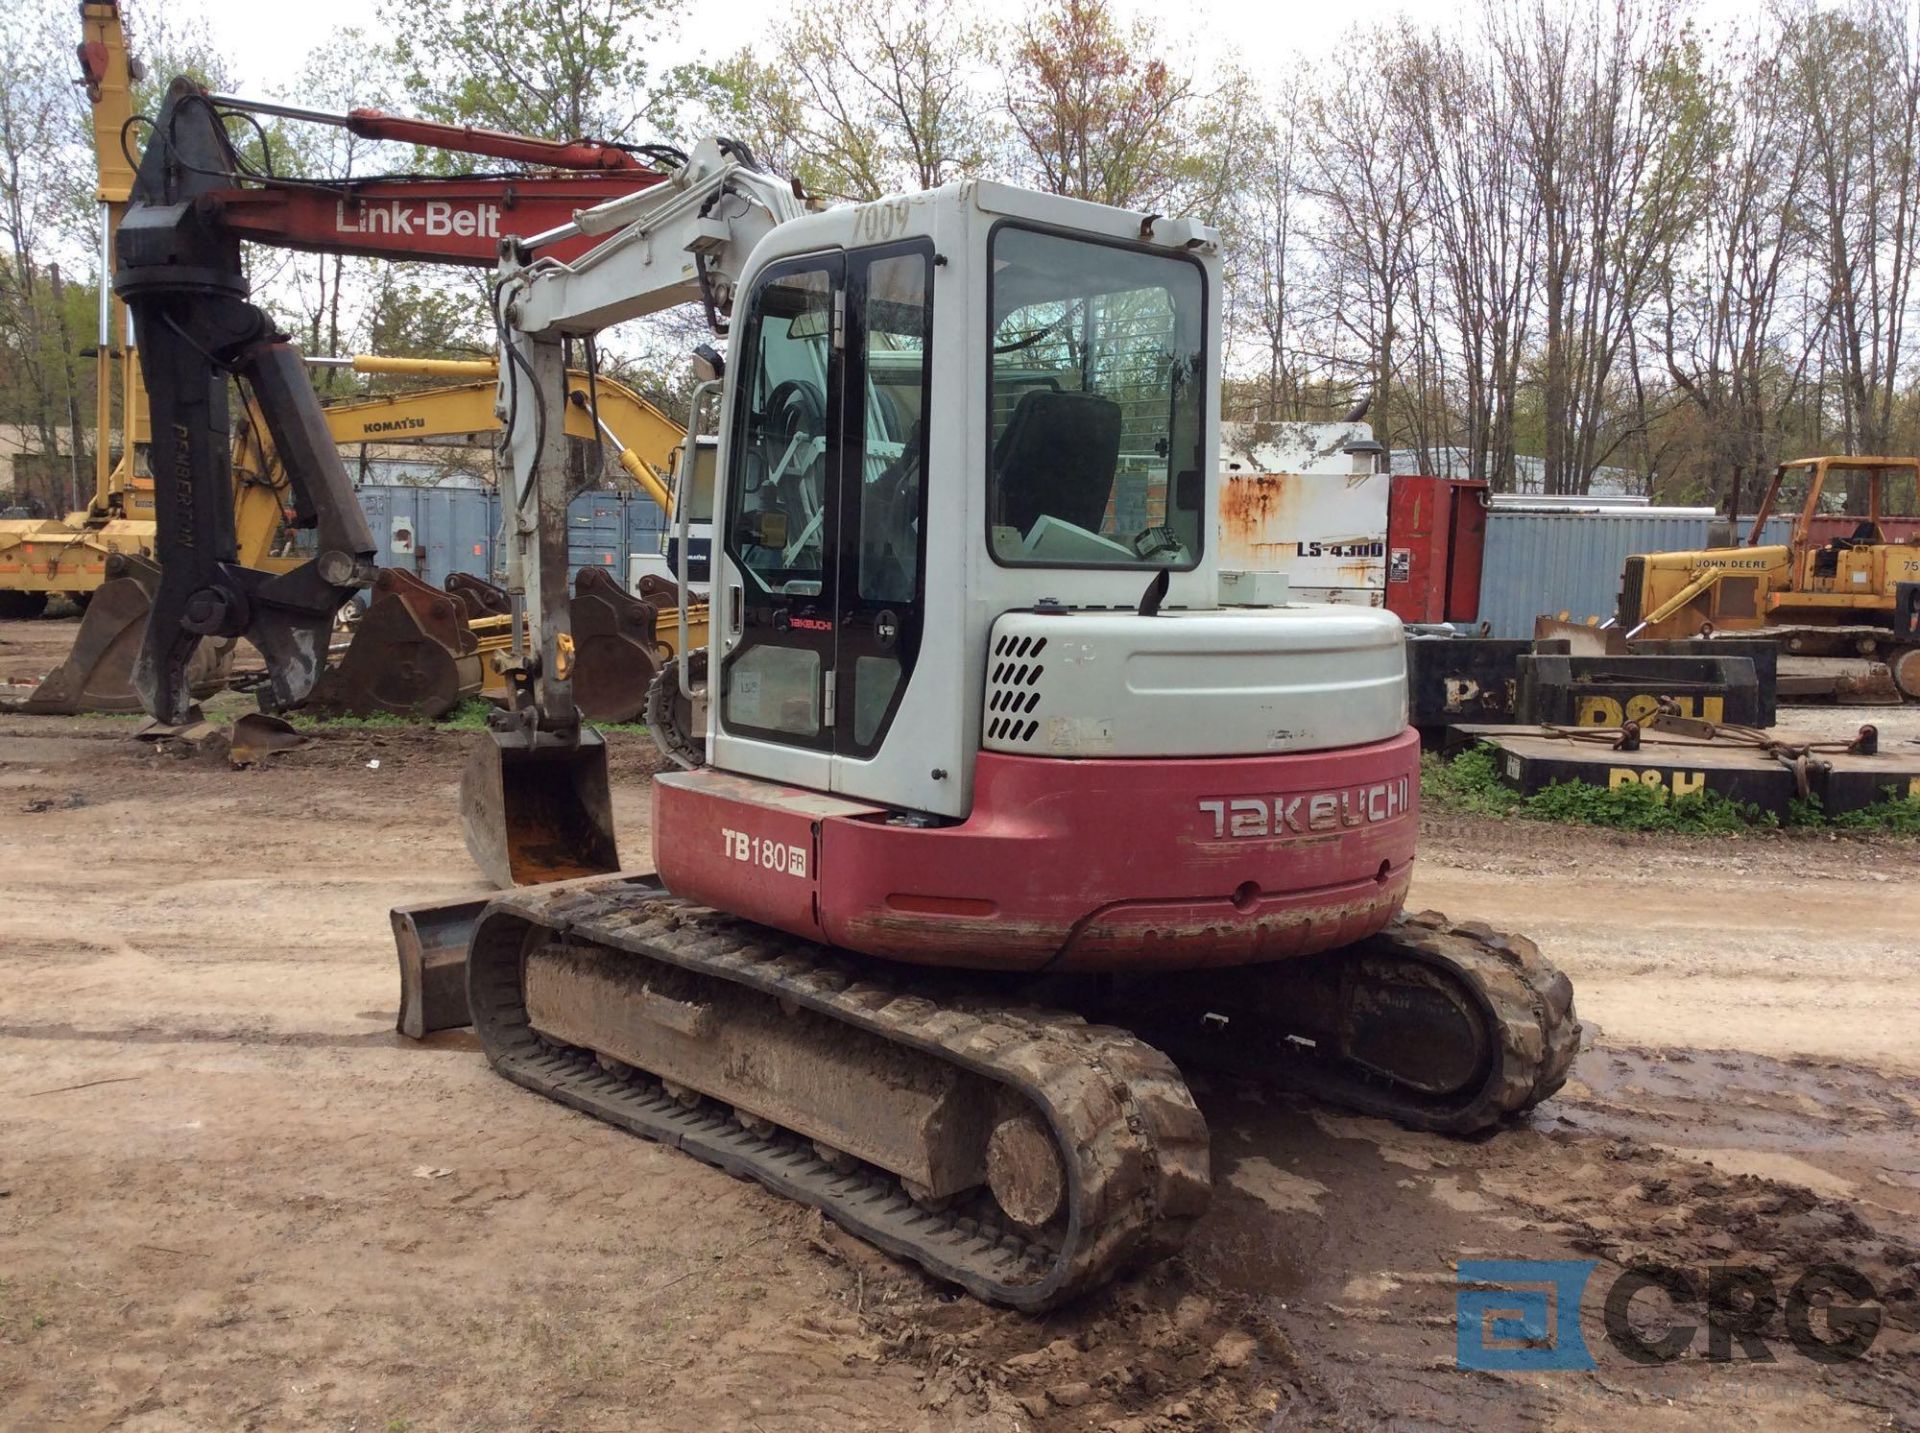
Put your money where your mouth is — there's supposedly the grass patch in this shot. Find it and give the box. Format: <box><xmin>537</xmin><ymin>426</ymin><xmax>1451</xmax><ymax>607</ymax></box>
<box><xmin>1791</xmin><ymin>789</ymin><xmax>1920</xmax><ymax>835</ymax></box>
<box><xmin>284</xmin><ymin>696</ymin><xmax>497</xmax><ymax>733</ymax></box>
<box><xmin>1423</xmin><ymin>742</ymin><xmax>1919</xmax><ymax>835</ymax></box>
<box><xmin>1523</xmin><ymin>775</ymin><xmax>1767</xmax><ymax>833</ymax></box>
<box><xmin>1420</xmin><ymin>747</ymin><xmax>1521</xmax><ymax>817</ymax></box>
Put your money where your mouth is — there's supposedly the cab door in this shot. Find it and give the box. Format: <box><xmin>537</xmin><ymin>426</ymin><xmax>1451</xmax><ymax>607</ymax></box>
<box><xmin>711</xmin><ymin>241</ymin><xmax>933</xmax><ymax>798</ymax></box>
<box><xmin>830</xmin><ymin>241</ymin><xmax>933</xmax><ymax>784</ymax></box>
<box><xmin>712</xmin><ymin>254</ymin><xmax>843</xmax><ymax>792</ymax></box>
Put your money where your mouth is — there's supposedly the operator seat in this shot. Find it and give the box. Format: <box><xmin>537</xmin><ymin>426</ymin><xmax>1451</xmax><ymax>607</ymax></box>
<box><xmin>993</xmin><ymin>389</ymin><xmax>1123</xmax><ymax>537</ymax></box>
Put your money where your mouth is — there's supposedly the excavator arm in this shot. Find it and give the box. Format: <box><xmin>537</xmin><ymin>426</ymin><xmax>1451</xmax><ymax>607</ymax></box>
<box><xmin>116</xmin><ymin>79</ymin><xmax>378</xmax><ymax>721</ymax></box>
<box><xmin>490</xmin><ymin>138</ymin><xmax>805</xmax><ymax>735</ymax></box>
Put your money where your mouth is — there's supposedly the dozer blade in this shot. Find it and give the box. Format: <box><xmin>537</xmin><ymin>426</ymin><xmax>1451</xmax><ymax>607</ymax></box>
<box><xmin>570</xmin><ymin>565</ymin><xmax>663</xmax><ymax>724</ymax></box>
<box><xmin>306</xmin><ymin>567</ymin><xmax>480</xmax><ymax>719</ymax></box>
<box><xmin>391</xmin><ymin>894</ymin><xmax>490</xmax><ymax>1037</ymax></box>
<box><xmin>9</xmin><ymin>554</ymin><xmax>232</xmax><ymax>715</ymax></box>
<box><xmin>1776</xmin><ymin>655</ymin><xmax>1902</xmax><ymax>705</ymax></box>
<box><xmin>458</xmin><ymin>726</ymin><xmax>619</xmax><ymax>888</ymax></box>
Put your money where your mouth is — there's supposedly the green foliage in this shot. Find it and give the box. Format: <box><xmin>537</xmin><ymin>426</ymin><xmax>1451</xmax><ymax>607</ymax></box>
<box><xmin>1423</xmin><ymin>743</ymin><xmax>1761</xmax><ymax>832</ymax></box>
<box><xmin>1419</xmin><ymin>747</ymin><xmax>1520</xmax><ymax>816</ymax></box>
<box><xmin>1787</xmin><ymin>794</ymin><xmax>1827</xmax><ymax>827</ymax></box>
<box><xmin>379</xmin><ymin>0</ymin><xmax>688</xmax><ymax>154</ymax></box>
<box><xmin>1794</xmin><ymin>789</ymin><xmax>1920</xmax><ymax>836</ymax></box>
<box><xmin>285</xmin><ymin>709</ymin><xmax>415</xmax><ymax>733</ymax></box>
<box><xmin>1523</xmin><ymin>777</ymin><xmax>1769</xmax><ymax>833</ymax></box>
<box><xmin>439</xmin><ymin>698</ymin><xmax>496</xmax><ymax>731</ymax></box>
<box><xmin>1425</xmin><ymin>744</ymin><xmax>1920</xmax><ymax>837</ymax></box>
<box><xmin>360</xmin><ymin>268</ymin><xmax>491</xmax><ymax>372</ymax></box>
<box><xmin>286</xmin><ymin>696</ymin><xmax>496</xmax><ymax>733</ymax></box>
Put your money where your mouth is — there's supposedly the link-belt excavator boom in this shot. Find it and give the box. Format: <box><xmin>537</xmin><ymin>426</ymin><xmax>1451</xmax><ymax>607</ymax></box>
<box><xmin>130</xmin><ymin>101</ymin><xmax>1579</xmax><ymax>1309</ymax></box>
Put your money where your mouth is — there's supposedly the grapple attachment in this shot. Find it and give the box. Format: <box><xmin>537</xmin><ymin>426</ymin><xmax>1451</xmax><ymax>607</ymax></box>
<box><xmin>11</xmin><ymin>554</ymin><xmax>232</xmax><ymax>715</ymax></box>
<box><xmin>459</xmin><ymin>725</ymin><xmax>619</xmax><ymax>888</ymax></box>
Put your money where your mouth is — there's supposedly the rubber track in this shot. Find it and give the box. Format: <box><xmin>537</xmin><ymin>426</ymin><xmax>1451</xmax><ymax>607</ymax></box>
<box><xmin>467</xmin><ymin>880</ymin><xmax>1212</xmax><ymax>1312</ymax></box>
<box><xmin>1249</xmin><ymin>909</ymin><xmax>1582</xmax><ymax>1135</ymax></box>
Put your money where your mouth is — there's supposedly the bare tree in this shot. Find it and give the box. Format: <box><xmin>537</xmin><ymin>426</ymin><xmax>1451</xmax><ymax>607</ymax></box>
<box><xmin>1227</xmin><ymin>89</ymin><xmax>1316</xmax><ymax>423</ymax></box>
<box><xmin>1785</xmin><ymin>0</ymin><xmax>1920</xmax><ymax>456</ymax></box>
<box><xmin>706</xmin><ymin>0</ymin><xmax>999</xmax><ymax>203</ymax></box>
<box><xmin>1398</xmin><ymin>31</ymin><xmax>1539</xmax><ymax>488</ymax></box>
<box><xmin>1298</xmin><ymin>27</ymin><xmax>1431</xmax><ymax>459</ymax></box>
<box><xmin>1657</xmin><ymin>26</ymin><xmax>1814</xmax><ymax>510</ymax></box>
<box><xmin>0</xmin><ymin>0</ymin><xmax>88</xmax><ymax>467</ymax></box>
<box><xmin>1490</xmin><ymin>0</ymin><xmax>1708</xmax><ymax>493</ymax></box>
<box><xmin>1003</xmin><ymin>0</ymin><xmax>1200</xmax><ymax>210</ymax></box>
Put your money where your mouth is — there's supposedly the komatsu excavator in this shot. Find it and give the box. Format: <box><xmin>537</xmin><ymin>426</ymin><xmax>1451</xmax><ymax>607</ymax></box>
<box><xmin>128</xmin><ymin>91</ymin><xmax>1579</xmax><ymax>1307</ymax></box>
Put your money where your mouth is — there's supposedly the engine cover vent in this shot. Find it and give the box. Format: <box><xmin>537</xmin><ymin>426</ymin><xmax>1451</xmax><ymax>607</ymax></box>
<box><xmin>984</xmin><ymin>631</ymin><xmax>1047</xmax><ymax>747</ymax></box>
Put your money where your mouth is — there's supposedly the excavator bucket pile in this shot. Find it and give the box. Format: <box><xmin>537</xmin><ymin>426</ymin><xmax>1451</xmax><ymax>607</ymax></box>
<box><xmin>458</xmin><ymin>726</ymin><xmax>619</xmax><ymax>888</ymax></box>
<box><xmin>570</xmin><ymin>565</ymin><xmax>665</xmax><ymax>723</ymax></box>
<box><xmin>307</xmin><ymin>568</ymin><xmax>481</xmax><ymax>719</ymax></box>
<box><xmin>6</xmin><ymin>554</ymin><xmax>232</xmax><ymax>715</ymax></box>
<box><xmin>634</xmin><ymin>574</ymin><xmax>683</xmax><ymax>606</ymax></box>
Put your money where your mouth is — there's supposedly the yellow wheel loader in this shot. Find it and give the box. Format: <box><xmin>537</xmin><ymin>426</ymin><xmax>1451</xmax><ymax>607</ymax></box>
<box><xmin>1619</xmin><ymin>456</ymin><xmax>1920</xmax><ymax>702</ymax></box>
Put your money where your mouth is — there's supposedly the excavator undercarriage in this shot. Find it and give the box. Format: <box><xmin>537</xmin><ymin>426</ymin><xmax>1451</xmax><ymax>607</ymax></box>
<box><xmin>408</xmin><ymin>878</ymin><xmax>1577</xmax><ymax>1311</ymax></box>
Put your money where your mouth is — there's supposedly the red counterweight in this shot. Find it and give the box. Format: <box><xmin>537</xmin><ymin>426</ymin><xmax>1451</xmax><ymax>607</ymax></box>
<box><xmin>652</xmin><ymin>733</ymin><xmax>1421</xmax><ymax>974</ymax></box>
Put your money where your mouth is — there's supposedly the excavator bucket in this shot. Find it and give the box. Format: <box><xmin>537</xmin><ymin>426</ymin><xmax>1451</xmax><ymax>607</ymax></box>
<box><xmin>634</xmin><ymin>574</ymin><xmax>682</xmax><ymax>606</ymax></box>
<box><xmin>307</xmin><ymin>567</ymin><xmax>481</xmax><ymax>719</ymax></box>
<box><xmin>7</xmin><ymin>554</ymin><xmax>232</xmax><ymax>715</ymax></box>
<box><xmin>445</xmin><ymin>572</ymin><xmax>511</xmax><ymax>621</ymax></box>
<box><xmin>458</xmin><ymin>726</ymin><xmax>619</xmax><ymax>888</ymax></box>
<box><xmin>570</xmin><ymin>565</ymin><xmax>664</xmax><ymax>723</ymax></box>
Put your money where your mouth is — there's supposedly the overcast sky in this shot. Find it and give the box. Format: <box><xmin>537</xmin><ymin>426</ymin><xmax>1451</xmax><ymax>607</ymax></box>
<box><xmin>169</xmin><ymin>0</ymin><xmax>1431</xmax><ymax>109</ymax></box>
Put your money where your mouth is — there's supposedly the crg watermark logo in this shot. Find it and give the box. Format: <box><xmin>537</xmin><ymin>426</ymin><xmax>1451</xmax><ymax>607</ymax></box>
<box><xmin>1456</xmin><ymin>1258</ymin><xmax>1885</xmax><ymax>1371</ymax></box>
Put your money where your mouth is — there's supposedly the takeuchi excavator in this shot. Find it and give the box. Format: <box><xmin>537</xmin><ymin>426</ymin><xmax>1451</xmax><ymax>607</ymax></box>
<box><xmin>125</xmin><ymin>80</ymin><xmax>1579</xmax><ymax>1309</ymax></box>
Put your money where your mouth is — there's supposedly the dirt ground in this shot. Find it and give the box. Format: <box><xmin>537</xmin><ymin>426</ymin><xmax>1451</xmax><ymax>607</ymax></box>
<box><xmin>3</xmin><ymin>615</ymin><xmax>1918</xmax><ymax>1431</ymax></box>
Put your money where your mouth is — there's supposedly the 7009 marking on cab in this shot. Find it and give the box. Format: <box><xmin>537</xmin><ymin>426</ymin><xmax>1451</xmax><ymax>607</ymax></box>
<box><xmin>721</xmin><ymin>827</ymin><xmax>809</xmax><ymax>878</ymax></box>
